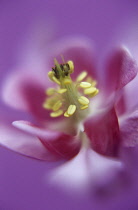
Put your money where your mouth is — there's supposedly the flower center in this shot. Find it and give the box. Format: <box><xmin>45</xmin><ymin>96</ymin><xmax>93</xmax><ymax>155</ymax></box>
<box><xmin>43</xmin><ymin>59</ymin><xmax>99</xmax><ymax>121</ymax></box>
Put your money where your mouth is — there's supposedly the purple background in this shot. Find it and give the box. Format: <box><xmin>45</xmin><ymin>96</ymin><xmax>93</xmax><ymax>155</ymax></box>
<box><xmin>0</xmin><ymin>0</ymin><xmax>138</xmax><ymax>209</ymax></box>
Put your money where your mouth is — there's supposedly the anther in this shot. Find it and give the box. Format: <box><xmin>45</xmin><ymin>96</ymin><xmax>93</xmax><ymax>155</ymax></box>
<box><xmin>52</xmin><ymin>76</ymin><xmax>61</xmax><ymax>85</ymax></box>
<box><xmin>76</xmin><ymin>71</ymin><xmax>87</xmax><ymax>82</ymax></box>
<box><xmin>52</xmin><ymin>100</ymin><xmax>62</xmax><ymax>111</ymax></box>
<box><xmin>43</xmin><ymin>97</ymin><xmax>58</xmax><ymax>110</ymax></box>
<box><xmin>67</xmin><ymin>60</ymin><xmax>74</xmax><ymax>73</ymax></box>
<box><xmin>89</xmin><ymin>89</ymin><xmax>99</xmax><ymax>97</ymax></box>
<box><xmin>50</xmin><ymin>110</ymin><xmax>63</xmax><ymax>117</ymax></box>
<box><xmin>80</xmin><ymin>105</ymin><xmax>89</xmax><ymax>110</ymax></box>
<box><xmin>78</xmin><ymin>96</ymin><xmax>89</xmax><ymax>105</ymax></box>
<box><xmin>84</xmin><ymin>87</ymin><xmax>97</xmax><ymax>95</ymax></box>
<box><xmin>67</xmin><ymin>105</ymin><xmax>76</xmax><ymax>116</ymax></box>
<box><xmin>43</xmin><ymin>102</ymin><xmax>52</xmax><ymax>110</ymax></box>
<box><xmin>64</xmin><ymin>111</ymin><xmax>70</xmax><ymax>117</ymax></box>
<box><xmin>57</xmin><ymin>88</ymin><xmax>67</xmax><ymax>94</ymax></box>
<box><xmin>91</xmin><ymin>80</ymin><xmax>97</xmax><ymax>87</ymax></box>
<box><xmin>86</xmin><ymin>77</ymin><xmax>97</xmax><ymax>87</ymax></box>
<box><xmin>46</xmin><ymin>88</ymin><xmax>56</xmax><ymax>96</ymax></box>
<box><xmin>80</xmin><ymin>82</ymin><xmax>91</xmax><ymax>88</ymax></box>
<box><xmin>63</xmin><ymin>78</ymin><xmax>72</xmax><ymax>84</ymax></box>
<box><xmin>48</xmin><ymin>71</ymin><xmax>54</xmax><ymax>80</ymax></box>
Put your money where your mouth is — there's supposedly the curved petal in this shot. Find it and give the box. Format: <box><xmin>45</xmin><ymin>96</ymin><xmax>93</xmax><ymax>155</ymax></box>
<box><xmin>50</xmin><ymin>148</ymin><xmax>123</xmax><ymax>194</ymax></box>
<box><xmin>84</xmin><ymin>108</ymin><xmax>120</xmax><ymax>157</ymax></box>
<box><xmin>113</xmin><ymin>75</ymin><xmax>138</xmax><ymax>116</ymax></box>
<box><xmin>13</xmin><ymin>120</ymin><xmax>81</xmax><ymax>159</ymax></box>
<box><xmin>2</xmin><ymin>71</ymin><xmax>52</xmax><ymax>122</ymax></box>
<box><xmin>12</xmin><ymin>120</ymin><xmax>61</xmax><ymax>139</ymax></box>
<box><xmin>115</xmin><ymin>90</ymin><xmax>126</xmax><ymax>116</ymax></box>
<box><xmin>0</xmin><ymin>121</ymin><xmax>57</xmax><ymax>161</ymax></box>
<box><xmin>115</xmin><ymin>77</ymin><xmax>138</xmax><ymax>116</ymax></box>
<box><xmin>123</xmin><ymin>75</ymin><xmax>138</xmax><ymax>113</ymax></box>
<box><xmin>104</xmin><ymin>46</ymin><xmax>137</xmax><ymax>95</ymax></box>
<box><xmin>48</xmin><ymin>36</ymin><xmax>99</xmax><ymax>81</ymax></box>
<box><xmin>119</xmin><ymin>110</ymin><xmax>138</xmax><ymax>147</ymax></box>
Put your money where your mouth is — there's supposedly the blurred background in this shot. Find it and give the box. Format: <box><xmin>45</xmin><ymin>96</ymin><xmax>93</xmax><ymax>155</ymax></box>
<box><xmin>0</xmin><ymin>0</ymin><xmax>138</xmax><ymax>209</ymax></box>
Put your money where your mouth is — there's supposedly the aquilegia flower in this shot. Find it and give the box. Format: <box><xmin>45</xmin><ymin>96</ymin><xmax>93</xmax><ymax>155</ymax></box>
<box><xmin>0</xmin><ymin>37</ymin><xmax>138</xmax><ymax>192</ymax></box>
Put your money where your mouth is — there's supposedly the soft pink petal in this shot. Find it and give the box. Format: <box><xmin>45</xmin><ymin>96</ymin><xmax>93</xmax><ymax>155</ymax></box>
<box><xmin>122</xmin><ymin>75</ymin><xmax>138</xmax><ymax>113</ymax></box>
<box><xmin>119</xmin><ymin>110</ymin><xmax>138</xmax><ymax>147</ymax></box>
<box><xmin>12</xmin><ymin>120</ymin><xmax>61</xmax><ymax>139</ymax></box>
<box><xmin>2</xmin><ymin>72</ymin><xmax>52</xmax><ymax>122</ymax></box>
<box><xmin>13</xmin><ymin>120</ymin><xmax>81</xmax><ymax>159</ymax></box>
<box><xmin>0</xmin><ymin>122</ymin><xmax>57</xmax><ymax>161</ymax></box>
<box><xmin>115</xmin><ymin>76</ymin><xmax>138</xmax><ymax>117</ymax></box>
<box><xmin>48</xmin><ymin>36</ymin><xmax>99</xmax><ymax>81</ymax></box>
<box><xmin>114</xmin><ymin>90</ymin><xmax>126</xmax><ymax>116</ymax></box>
<box><xmin>104</xmin><ymin>46</ymin><xmax>137</xmax><ymax>94</ymax></box>
<box><xmin>84</xmin><ymin>108</ymin><xmax>120</xmax><ymax>156</ymax></box>
<box><xmin>50</xmin><ymin>148</ymin><xmax>123</xmax><ymax>194</ymax></box>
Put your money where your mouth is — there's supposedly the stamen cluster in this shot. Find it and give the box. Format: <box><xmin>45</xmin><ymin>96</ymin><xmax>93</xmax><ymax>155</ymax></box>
<box><xmin>43</xmin><ymin>59</ymin><xmax>99</xmax><ymax>118</ymax></box>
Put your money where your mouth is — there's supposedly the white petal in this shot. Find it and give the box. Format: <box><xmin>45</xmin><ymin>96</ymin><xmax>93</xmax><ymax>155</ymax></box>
<box><xmin>49</xmin><ymin>148</ymin><xmax>123</xmax><ymax>194</ymax></box>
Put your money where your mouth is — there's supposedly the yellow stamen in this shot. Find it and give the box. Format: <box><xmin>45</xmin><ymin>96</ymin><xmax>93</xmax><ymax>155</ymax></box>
<box><xmin>52</xmin><ymin>100</ymin><xmax>62</xmax><ymax>111</ymax></box>
<box><xmin>46</xmin><ymin>88</ymin><xmax>55</xmax><ymax>96</ymax></box>
<box><xmin>80</xmin><ymin>105</ymin><xmax>89</xmax><ymax>110</ymax></box>
<box><xmin>67</xmin><ymin>105</ymin><xmax>76</xmax><ymax>116</ymax></box>
<box><xmin>78</xmin><ymin>96</ymin><xmax>89</xmax><ymax>105</ymax></box>
<box><xmin>84</xmin><ymin>87</ymin><xmax>97</xmax><ymax>95</ymax></box>
<box><xmin>43</xmin><ymin>102</ymin><xmax>52</xmax><ymax>110</ymax></box>
<box><xmin>76</xmin><ymin>71</ymin><xmax>87</xmax><ymax>82</ymax></box>
<box><xmin>57</xmin><ymin>88</ymin><xmax>67</xmax><ymax>94</ymax></box>
<box><xmin>86</xmin><ymin>76</ymin><xmax>93</xmax><ymax>83</ymax></box>
<box><xmin>89</xmin><ymin>89</ymin><xmax>99</xmax><ymax>97</ymax></box>
<box><xmin>67</xmin><ymin>60</ymin><xmax>74</xmax><ymax>73</ymax></box>
<box><xmin>48</xmin><ymin>71</ymin><xmax>54</xmax><ymax>80</ymax></box>
<box><xmin>91</xmin><ymin>80</ymin><xmax>97</xmax><ymax>87</ymax></box>
<box><xmin>43</xmin><ymin>97</ymin><xmax>58</xmax><ymax>110</ymax></box>
<box><xmin>80</xmin><ymin>82</ymin><xmax>92</xmax><ymax>88</ymax></box>
<box><xmin>44</xmin><ymin>59</ymin><xmax>99</xmax><ymax>119</ymax></box>
<box><xmin>64</xmin><ymin>111</ymin><xmax>70</xmax><ymax>117</ymax></box>
<box><xmin>63</xmin><ymin>78</ymin><xmax>72</xmax><ymax>84</ymax></box>
<box><xmin>86</xmin><ymin>77</ymin><xmax>97</xmax><ymax>86</ymax></box>
<box><xmin>50</xmin><ymin>110</ymin><xmax>63</xmax><ymax>117</ymax></box>
<box><xmin>52</xmin><ymin>76</ymin><xmax>61</xmax><ymax>85</ymax></box>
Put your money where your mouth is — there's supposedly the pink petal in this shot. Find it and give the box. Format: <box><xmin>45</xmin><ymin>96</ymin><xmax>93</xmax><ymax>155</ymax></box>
<box><xmin>13</xmin><ymin>120</ymin><xmax>81</xmax><ymax>159</ymax></box>
<box><xmin>84</xmin><ymin>108</ymin><xmax>120</xmax><ymax>156</ymax></box>
<box><xmin>50</xmin><ymin>148</ymin><xmax>123</xmax><ymax>194</ymax></box>
<box><xmin>115</xmin><ymin>91</ymin><xmax>126</xmax><ymax>116</ymax></box>
<box><xmin>114</xmin><ymin>76</ymin><xmax>138</xmax><ymax>116</ymax></box>
<box><xmin>2</xmin><ymin>71</ymin><xmax>52</xmax><ymax>122</ymax></box>
<box><xmin>12</xmin><ymin>120</ymin><xmax>60</xmax><ymax>139</ymax></box>
<box><xmin>48</xmin><ymin>37</ymin><xmax>99</xmax><ymax>81</ymax></box>
<box><xmin>104</xmin><ymin>47</ymin><xmax>137</xmax><ymax>94</ymax></box>
<box><xmin>123</xmin><ymin>75</ymin><xmax>138</xmax><ymax>113</ymax></box>
<box><xmin>0</xmin><ymin>122</ymin><xmax>57</xmax><ymax>161</ymax></box>
<box><xmin>120</xmin><ymin>110</ymin><xmax>138</xmax><ymax>147</ymax></box>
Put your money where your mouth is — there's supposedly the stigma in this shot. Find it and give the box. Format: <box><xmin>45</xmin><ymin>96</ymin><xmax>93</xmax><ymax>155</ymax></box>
<box><xmin>43</xmin><ymin>59</ymin><xmax>99</xmax><ymax>119</ymax></box>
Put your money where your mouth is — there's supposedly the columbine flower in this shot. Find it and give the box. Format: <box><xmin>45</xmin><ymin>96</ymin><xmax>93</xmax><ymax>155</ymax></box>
<box><xmin>0</xmin><ymin>37</ymin><xmax>137</xmax><ymax>192</ymax></box>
